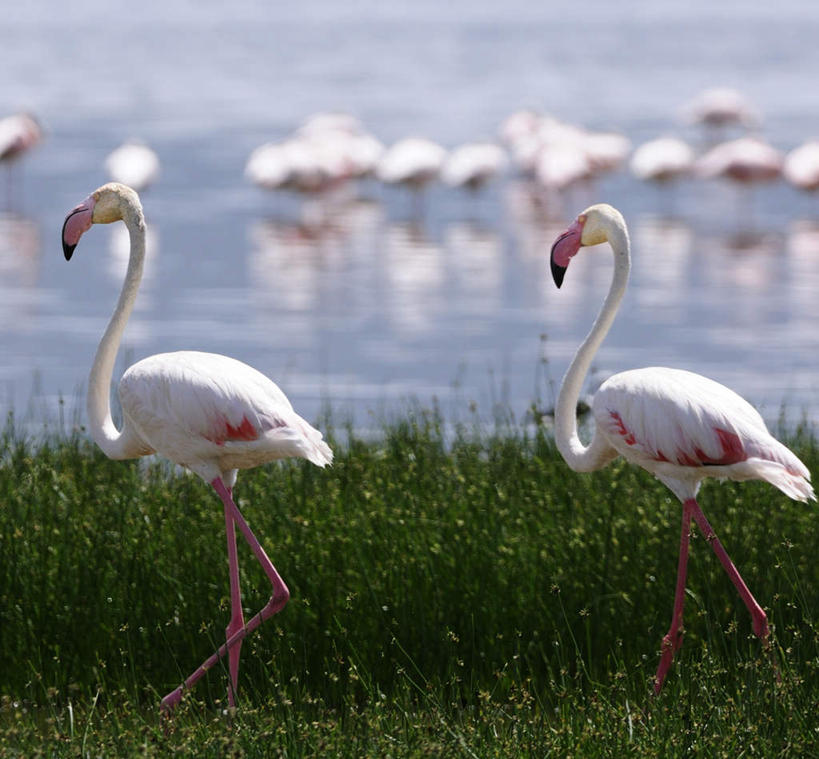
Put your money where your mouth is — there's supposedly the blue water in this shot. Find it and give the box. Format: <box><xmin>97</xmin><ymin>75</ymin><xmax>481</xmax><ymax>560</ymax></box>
<box><xmin>2</xmin><ymin>1</ymin><xmax>819</xmax><ymax>433</ymax></box>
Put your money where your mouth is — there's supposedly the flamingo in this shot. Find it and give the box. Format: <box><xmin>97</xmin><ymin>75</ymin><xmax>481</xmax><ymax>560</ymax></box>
<box><xmin>105</xmin><ymin>140</ymin><xmax>160</xmax><ymax>192</ymax></box>
<box><xmin>498</xmin><ymin>108</ymin><xmax>541</xmax><ymax>148</ymax></box>
<box><xmin>783</xmin><ymin>140</ymin><xmax>819</xmax><ymax>192</ymax></box>
<box><xmin>549</xmin><ymin>203</ymin><xmax>814</xmax><ymax>693</ymax></box>
<box><xmin>683</xmin><ymin>88</ymin><xmax>758</xmax><ymax>131</ymax></box>
<box><xmin>695</xmin><ymin>136</ymin><xmax>783</xmax><ymax>185</ymax></box>
<box><xmin>630</xmin><ymin>137</ymin><xmax>694</xmax><ymax>184</ymax></box>
<box><xmin>0</xmin><ymin>112</ymin><xmax>43</xmax><ymax>206</ymax></box>
<box><xmin>441</xmin><ymin>142</ymin><xmax>507</xmax><ymax>191</ymax></box>
<box><xmin>376</xmin><ymin>137</ymin><xmax>447</xmax><ymax>190</ymax></box>
<box><xmin>61</xmin><ymin>183</ymin><xmax>333</xmax><ymax>712</ymax></box>
<box><xmin>0</xmin><ymin>112</ymin><xmax>42</xmax><ymax>165</ymax></box>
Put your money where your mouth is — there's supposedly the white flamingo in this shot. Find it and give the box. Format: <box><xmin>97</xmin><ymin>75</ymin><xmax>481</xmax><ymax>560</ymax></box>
<box><xmin>105</xmin><ymin>140</ymin><xmax>160</xmax><ymax>192</ymax></box>
<box><xmin>783</xmin><ymin>140</ymin><xmax>819</xmax><ymax>192</ymax></box>
<box><xmin>549</xmin><ymin>203</ymin><xmax>814</xmax><ymax>693</ymax></box>
<box><xmin>684</xmin><ymin>88</ymin><xmax>758</xmax><ymax>130</ymax></box>
<box><xmin>630</xmin><ymin>137</ymin><xmax>694</xmax><ymax>184</ymax></box>
<box><xmin>61</xmin><ymin>183</ymin><xmax>333</xmax><ymax>712</ymax></box>
<box><xmin>695</xmin><ymin>136</ymin><xmax>783</xmax><ymax>185</ymax></box>
<box><xmin>0</xmin><ymin>112</ymin><xmax>42</xmax><ymax>165</ymax></box>
<box><xmin>376</xmin><ymin>137</ymin><xmax>447</xmax><ymax>190</ymax></box>
<box><xmin>441</xmin><ymin>142</ymin><xmax>507</xmax><ymax>190</ymax></box>
<box><xmin>0</xmin><ymin>112</ymin><xmax>42</xmax><ymax>206</ymax></box>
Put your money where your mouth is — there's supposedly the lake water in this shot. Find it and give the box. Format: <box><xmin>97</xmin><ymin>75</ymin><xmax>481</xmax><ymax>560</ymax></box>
<box><xmin>2</xmin><ymin>1</ymin><xmax>819</xmax><ymax>435</ymax></box>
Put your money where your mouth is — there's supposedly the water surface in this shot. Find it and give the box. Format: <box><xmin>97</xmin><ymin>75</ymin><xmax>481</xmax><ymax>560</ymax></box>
<box><xmin>2</xmin><ymin>1</ymin><xmax>818</xmax><ymax>432</ymax></box>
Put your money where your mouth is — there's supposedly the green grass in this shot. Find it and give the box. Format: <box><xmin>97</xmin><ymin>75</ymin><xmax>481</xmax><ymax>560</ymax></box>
<box><xmin>1</xmin><ymin>409</ymin><xmax>819</xmax><ymax>756</ymax></box>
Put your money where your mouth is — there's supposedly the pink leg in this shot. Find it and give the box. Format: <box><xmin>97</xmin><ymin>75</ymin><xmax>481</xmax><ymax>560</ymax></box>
<box><xmin>224</xmin><ymin>494</ymin><xmax>245</xmax><ymax>708</ymax></box>
<box><xmin>160</xmin><ymin>477</ymin><xmax>290</xmax><ymax>712</ymax></box>
<box><xmin>654</xmin><ymin>499</ymin><xmax>694</xmax><ymax>694</ymax></box>
<box><xmin>688</xmin><ymin>499</ymin><xmax>770</xmax><ymax>641</ymax></box>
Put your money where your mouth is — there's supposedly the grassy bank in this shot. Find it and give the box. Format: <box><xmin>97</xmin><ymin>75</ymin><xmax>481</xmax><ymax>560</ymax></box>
<box><xmin>1</xmin><ymin>411</ymin><xmax>818</xmax><ymax>756</ymax></box>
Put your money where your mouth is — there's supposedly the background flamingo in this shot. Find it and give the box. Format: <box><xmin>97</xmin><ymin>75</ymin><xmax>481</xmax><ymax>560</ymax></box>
<box><xmin>61</xmin><ymin>182</ymin><xmax>333</xmax><ymax>712</ymax></box>
<box><xmin>549</xmin><ymin>203</ymin><xmax>814</xmax><ymax>693</ymax></box>
<box><xmin>783</xmin><ymin>140</ymin><xmax>819</xmax><ymax>192</ymax></box>
<box><xmin>0</xmin><ymin>112</ymin><xmax>42</xmax><ymax>165</ymax></box>
<box><xmin>683</xmin><ymin>87</ymin><xmax>758</xmax><ymax>136</ymax></box>
<box><xmin>695</xmin><ymin>135</ymin><xmax>783</xmax><ymax>185</ymax></box>
<box><xmin>441</xmin><ymin>142</ymin><xmax>507</xmax><ymax>191</ymax></box>
<box><xmin>0</xmin><ymin>112</ymin><xmax>42</xmax><ymax>206</ymax></box>
<box><xmin>105</xmin><ymin>140</ymin><xmax>161</xmax><ymax>192</ymax></box>
<box><xmin>630</xmin><ymin>136</ymin><xmax>694</xmax><ymax>184</ymax></box>
<box><xmin>376</xmin><ymin>136</ymin><xmax>447</xmax><ymax>190</ymax></box>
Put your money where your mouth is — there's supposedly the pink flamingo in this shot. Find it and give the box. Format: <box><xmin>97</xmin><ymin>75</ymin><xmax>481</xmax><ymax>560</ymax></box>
<box><xmin>695</xmin><ymin>136</ymin><xmax>783</xmax><ymax>185</ymax></box>
<box><xmin>61</xmin><ymin>183</ymin><xmax>333</xmax><ymax>711</ymax></box>
<box><xmin>0</xmin><ymin>112</ymin><xmax>42</xmax><ymax>164</ymax></box>
<box><xmin>0</xmin><ymin>112</ymin><xmax>42</xmax><ymax>206</ymax></box>
<box><xmin>684</xmin><ymin>88</ymin><xmax>758</xmax><ymax>131</ymax></box>
<box><xmin>549</xmin><ymin>204</ymin><xmax>814</xmax><ymax>693</ymax></box>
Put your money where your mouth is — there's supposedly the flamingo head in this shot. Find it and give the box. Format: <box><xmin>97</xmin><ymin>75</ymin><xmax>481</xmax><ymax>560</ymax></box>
<box><xmin>550</xmin><ymin>203</ymin><xmax>625</xmax><ymax>287</ymax></box>
<box><xmin>62</xmin><ymin>182</ymin><xmax>141</xmax><ymax>260</ymax></box>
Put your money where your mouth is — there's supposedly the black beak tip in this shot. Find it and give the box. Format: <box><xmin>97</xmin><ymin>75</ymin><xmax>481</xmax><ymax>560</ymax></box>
<box><xmin>63</xmin><ymin>241</ymin><xmax>75</xmax><ymax>261</ymax></box>
<box><xmin>550</xmin><ymin>257</ymin><xmax>566</xmax><ymax>289</ymax></box>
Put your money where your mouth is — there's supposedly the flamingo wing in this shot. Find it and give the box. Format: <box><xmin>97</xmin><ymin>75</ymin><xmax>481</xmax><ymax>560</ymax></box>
<box><xmin>593</xmin><ymin>367</ymin><xmax>813</xmax><ymax>501</ymax></box>
<box><xmin>118</xmin><ymin>351</ymin><xmax>332</xmax><ymax>468</ymax></box>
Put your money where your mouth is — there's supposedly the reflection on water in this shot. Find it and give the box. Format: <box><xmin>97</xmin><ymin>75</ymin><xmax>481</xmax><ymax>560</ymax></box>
<box><xmin>0</xmin><ymin>213</ymin><xmax>40</xmax><ymax>333</ymax></box>
<box><xmin>444</xmin><ymin>222</ymin><xmax>502</xmax><ymax>312</ymax></box>
<box><xmin>631</xmin><ymin>216</ymin><xmax>693</xmax><ymax>321</ymax></box>
<box><xmin>384</xmin><ymin>222</ymin><xmax>445</xmax><ymax>334</ymax></box>
<box><xmin>787</xmin><ymin>220</ymin><xmax>819</xmax><ymax>322</ymax></box>
<box><xmin>0</xmin><ymin>213</ymin><xmax>38</xmax><ymax>286</ymax></box>
<box><xmin>249</xmin><ymin>219</ymin><xmax>337</xmax><ymax>314</ymax></box>
<box><xmin>2</xmin><ymin>177</ymin><xmax>817</xmax><ymax>432</ymax></box>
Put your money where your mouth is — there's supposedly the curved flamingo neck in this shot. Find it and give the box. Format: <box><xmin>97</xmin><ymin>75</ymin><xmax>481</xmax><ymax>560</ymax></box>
<box><xmin>87</xmin><ymin>198</ymin><xmax>147</xmax><ymax>459</ymax></box>
<box><xmin>554</xmin><ymin>219</ymin><xmax>630</xmax><ymax>472</ymax></box>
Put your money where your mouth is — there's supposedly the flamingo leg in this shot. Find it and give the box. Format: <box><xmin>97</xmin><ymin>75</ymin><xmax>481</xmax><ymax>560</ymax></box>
<box><xmin>160</xmin><ymin>477</ymin><xmax>290</xmax><ymax>713</ymax></box>
<box><xmin>688</xmin><ymin>499</ymin><xmax>770</xmax><ymax>641</ymax></box>
<box><xmin>224</xmin><ymin>490</ymin><xmax>245</xmax><ymax>708</ymax></box>
<box><xmin>654</xmin><ymin>498</ymin><xmax>694</xmax><ymax>694</ymax></box>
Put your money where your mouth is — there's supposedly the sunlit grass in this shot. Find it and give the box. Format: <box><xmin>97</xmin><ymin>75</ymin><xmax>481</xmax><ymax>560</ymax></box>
<box><xmin>1</xmin><ymin>409</ymin><xmax>818</xmax><ymax>756</ymax></box>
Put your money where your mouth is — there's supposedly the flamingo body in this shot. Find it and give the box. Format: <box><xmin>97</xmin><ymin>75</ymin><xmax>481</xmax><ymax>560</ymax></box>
<box><xmin>783</xmin><ymin>140</ymin><xmax>819</xmax><ymax>192</ymax></box>
<box><xmin>591</xmin><ymin>366</ymin><xmax>811</xmax><ymax>502</ymax></box>
<box><xmin>535</xmin><ymin>145</ymin><xmax>592</xmax><ymax>190</ymax></box>
<box><xmin>630</xmin><ymin>137</ymin><xmax>694</xmax><ymax>183</ymax></box>
<box><xmin>550</xmin><ymin>204</ymin><xmax>813</xmax><ymax>693</ymax></box>
<box><xmin>105</xmin><ymin>141</ymin><xmax>160</xmax><ymax>192</ymax></box>
<box><xmin>376</xmin><ymin>137</ymin><xmax>447</xmax><ymax>188</ymax></box>
<box><xmin>441</xmin><ymin>142</ymin><xmax>507</xmax><ymax>190</ymax></box>
<box><xmin>0</xmin><ymin>112</ymin><xmax>42</xmax><ymax>163</ymax></box>
<box><xmin>119</xmin><ymin>351</ymin><xmax>332</xmax><ymax>481</ymax></box>
<box><xmin>696</xmin><ymin>136</ymin><xmax>783</xmax><ymax>184</ymax></box>
<box><xmin>684</xmin><ymin>87</ymin><xmax>758</xmax><ymax>129</ymax></box>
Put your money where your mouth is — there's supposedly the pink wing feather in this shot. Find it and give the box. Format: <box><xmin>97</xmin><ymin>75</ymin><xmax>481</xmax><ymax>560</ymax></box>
<box><xmin>117</xmin><ymin>351</ymin><xmax>332</xmax><ymax>468</ymax></box>
<box><xmin>593</xmin><ymin>367</ymin><xmax>813</xmax><ymax>500</ymax></box>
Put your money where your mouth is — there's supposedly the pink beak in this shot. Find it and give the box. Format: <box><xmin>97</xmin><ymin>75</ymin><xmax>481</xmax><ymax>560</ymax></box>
<box><xmin>62</xmin><ymin>195</ymin><xmax>96</xmax><ymax>260</ymax></box>
<box><xmin>550</xmin><ymin>218</ymin><xmax>585</xmax><ymax>288</ymax></box>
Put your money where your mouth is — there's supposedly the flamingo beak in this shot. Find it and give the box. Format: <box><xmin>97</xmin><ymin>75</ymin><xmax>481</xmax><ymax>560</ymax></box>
<box><xmin>549</xmin><ymin>218</ymin><xmax>585</xmax><ymax>288</ymax></box>
<box><xmin>62</xmin><ymin>195</ymin><xmax>95</xmax><ymax>261</ymax></box>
